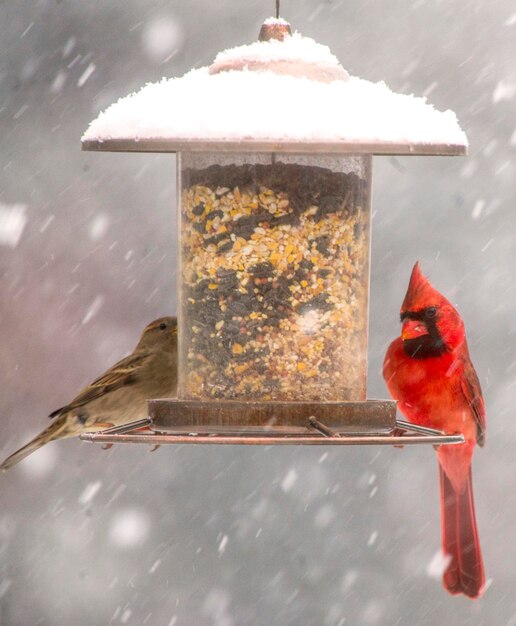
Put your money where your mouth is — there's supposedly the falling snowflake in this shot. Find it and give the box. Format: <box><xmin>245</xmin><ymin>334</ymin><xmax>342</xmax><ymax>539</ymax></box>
<box><xmin>78</xmin><ymin>481</ymin><xmax>102</xmax><ymax>505</ymax></box>
<box><xmin>0</xmin><ymin>203</ymin><xmax>27</xmax><ymax>248</ymax></box>
<box><xmin>109</xmin><ymin>509</ymin><xmax>151</xmax><ymax>549</ymax></box>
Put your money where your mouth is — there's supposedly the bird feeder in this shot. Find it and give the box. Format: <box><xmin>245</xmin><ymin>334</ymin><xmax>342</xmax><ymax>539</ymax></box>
<box><xmin>80</xmin><ymin>14</ymin><xmax>466</xmax><ymax>448</ymax></box>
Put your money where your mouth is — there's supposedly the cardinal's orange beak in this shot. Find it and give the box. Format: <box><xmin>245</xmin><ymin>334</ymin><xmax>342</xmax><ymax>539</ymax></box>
<box><xmin>401</xmin><ymin>318</ymin><xmax>428</xmax><ymax>341</ymax></box>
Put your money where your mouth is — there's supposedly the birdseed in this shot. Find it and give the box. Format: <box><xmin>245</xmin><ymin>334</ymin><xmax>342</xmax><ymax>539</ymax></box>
<box><xmin>180</xmin><ymin>162</ymin><xmax>369</xmax><ymax>401</ymax></box>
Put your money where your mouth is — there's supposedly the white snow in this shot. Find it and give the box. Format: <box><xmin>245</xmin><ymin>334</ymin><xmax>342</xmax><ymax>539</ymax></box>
<box><xmin>21</xmin><ymin>22</ymin><xmax>34</xmax><ymax>38</ymax></box>
<box><xmin>82</xmin><ymin>294</ymin><xmax>105</xmax><ymax>324</ymax></box>
<box><xmin>0</xmin><ymin>203</ymin><xmax>27</xmax><ymax>248</ymax></box>
<box><xmin>367</xmin><ymin>530</ymin><xmax>378</xmax><ymax>546</ymax></box>
<box><xmin>314</xmin><ymin>504</ymin><xmax>336</xmax><ymax>528</ymax></box>
<box><xmin>40</xmin><ymin>214</ymin><xmax>55</xmax><ymax>232</ymax></box>
<box><xmin>341</xmin><ymin>569</ymin><xmax>358</xmax><ymax>592</ymax></box>
<box><xmin>426</xmin><ymin>549</ymin><xmax>452</xmax><ymax>579</ymax></box>
<box><xmin>109</xmin><ymin>508</ymin><xmax>151</xmax><ymax>549</ymax></box>
<box><xmin>13</xmin><ymin>104</ymin><xmax>29</xmax><ymax>120</ymax></box>
<box><xmin>77</xmin><ymin>62</ymin><xmax>96</xmax><ymax>88</ymax></box>
<box><xmin>263</xmin><ymin>16</ymin><xmax>290</xmax><ymax>27</ymax></box>
<box><xmin>213</xmin><ymin>30</ymin><xmax>341</xmax><ymax>69</ymax></box>
<box><xmin>78</xmin><ymin>480</ymin><xmax>102</xmax><ymax>505</ymax></box>
<box><xmin>18</xmin><ymin>443</ymin><xmax>58</xmax><ymax>478</ymax></box>
<box><xmin>460</xmin><ymin>159</ymin><xmax>478</xmax><ymax>179</ymax></box>
<box><xmin>281</xmin><ymin>468</ymin><xmax>298</xmax><ymax>492</ymax></box>
<box><xmin>218</xmin><ymin>534</ymin><xmax>229</xmax><ymax>555</ymax></box>
<box><xmin>142</xmin><ymin>16</ymin><xmax>183</xmax><ymax>63</ymax></box>
<box><xmin>88</xmin><ymin>213</ymin><xmax>110</xmax><ymax>241</ymax></box>
<box><xmin>504</xmin><ymin>12</ymin><xmax>516</xmax><ymax>26</ymax></box>
<box><xmin>492</xmin><ymin>80</ymin><xmax>516</xmax><ymax>103</ymax></box>
<box><xmin>82</xmin><ymin>31</ymin><xmax>467</xmax><ymax>150</ymax></box>
<box><xmin>51</xmin><ymin>70</ymin><xmax>68</xmax><ymax>94</ymax></box>
<box><xmin>201</xmin><ymin>588</ymin><xmax>234</xmax><ymax>626</ymax></box>
<box><xmin>63</xmin><ymin>36</ymin><xmax>76</xmax><ymax>58</ymax></box>
<box><xmin>471</xmin><ymin>199</ymin><xmax>485</xmax><ymax>220</ymax></box>
<box><xmin>481</xmin><ymin>238</ymin><xmax>494</xmax><ymax>253</ymax></box>
<box><xmin>149</xmin><ymin>559</ymin><xmax>161</xmax><ymax>574</ymax></box>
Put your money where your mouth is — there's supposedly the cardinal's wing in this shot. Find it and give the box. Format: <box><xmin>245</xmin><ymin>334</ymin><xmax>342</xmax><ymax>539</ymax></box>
<box><xmin>459</xmin><ymin>352</ymin><xmax>486</xmax><ymax>447</ymax></box>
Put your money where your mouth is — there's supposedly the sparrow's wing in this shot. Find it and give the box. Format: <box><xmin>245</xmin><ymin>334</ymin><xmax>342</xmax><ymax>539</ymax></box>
<box><xmin>49</xmin><ymin>351</ymin><xmax>152</xmax><ymax>418</ymax></box>
<box><xmin>459</xmin><ymin>354</ymin><xmax>486</xmax><ymax>447</ymax></box>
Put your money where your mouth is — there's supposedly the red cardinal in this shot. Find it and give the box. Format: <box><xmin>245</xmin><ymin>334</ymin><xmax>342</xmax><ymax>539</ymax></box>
<box><xmin>383</xmin><ymin>262</ymin><xmax>485</xmax><ymax>599</ymax></box>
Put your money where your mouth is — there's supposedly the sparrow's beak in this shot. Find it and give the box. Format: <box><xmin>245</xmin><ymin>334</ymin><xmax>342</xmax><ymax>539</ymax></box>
<box><xmin>401</xmin><ymin>318</ymin><xmax>428</xmax><ymax>341</ymax></box>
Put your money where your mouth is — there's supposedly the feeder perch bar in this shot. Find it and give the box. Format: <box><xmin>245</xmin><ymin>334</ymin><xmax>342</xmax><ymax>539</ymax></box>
<box><xmin>80</xmin><ymin>417</ymin><xmax>465</xmax><ymax>447</ymax></box>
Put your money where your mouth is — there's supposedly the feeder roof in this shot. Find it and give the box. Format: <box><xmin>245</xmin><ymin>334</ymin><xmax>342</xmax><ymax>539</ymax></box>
<box><xmin>82</xmin><ymin>18</ymin><xmax>468</xmax><ymax>155</ymax></box>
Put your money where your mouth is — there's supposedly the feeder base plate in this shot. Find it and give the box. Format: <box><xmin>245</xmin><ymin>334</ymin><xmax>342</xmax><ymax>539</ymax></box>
<box><xmin>148</xmin><ymin>399</ymin><xmax>396</xmax><ymax>434</ymax></box>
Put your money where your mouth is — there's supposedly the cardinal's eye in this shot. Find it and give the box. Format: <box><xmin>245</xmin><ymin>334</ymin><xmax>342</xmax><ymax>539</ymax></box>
<box><xmin>159</xmin><ymin>322</ymin><xmax>167</xmax><ymax>331</ymax></box>
<box><xmin>426</xmin><ymin>306</ymin><xmax>437</xmax><ymax>318</ymax></box>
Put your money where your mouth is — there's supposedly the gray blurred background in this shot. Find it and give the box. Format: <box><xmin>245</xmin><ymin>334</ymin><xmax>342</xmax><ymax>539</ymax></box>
<box><xmin>0</xmin><ymin>1</ymin><xmax>514</xmax><ymax>624</ymax></box>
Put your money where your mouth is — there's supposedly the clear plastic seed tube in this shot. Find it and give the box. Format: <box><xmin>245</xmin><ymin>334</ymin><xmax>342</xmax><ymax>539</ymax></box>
<box><xmin>178</xmin><ymin>152</ymin><xmax>371</xmax><ymax>402</ymax></box>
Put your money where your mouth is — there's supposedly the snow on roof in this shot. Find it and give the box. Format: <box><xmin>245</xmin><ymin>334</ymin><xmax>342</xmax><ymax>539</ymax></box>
<box><xmin>263</xmin><ymin>16</ymin><xmax>290</xmax><ymax>27</ymax></box>
<box><xmin>213</xmin><ymin>30</ymin><xmax>341</xmax><ymax>69</ymax></box>
<box><xmin>82</xmin><ymin>28</ymin><xmax>468</xmax><ymax>152</ymax></box>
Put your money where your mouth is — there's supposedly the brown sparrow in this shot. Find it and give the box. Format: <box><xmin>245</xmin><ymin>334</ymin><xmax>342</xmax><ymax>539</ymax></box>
<box><xmin>1</xmin><ymin>316</ymin><xmax>177</xmax><ymax>471</ymax></box>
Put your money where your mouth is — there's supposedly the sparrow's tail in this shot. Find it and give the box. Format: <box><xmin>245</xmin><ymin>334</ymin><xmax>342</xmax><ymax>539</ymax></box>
<box><xmin>0</xmin><ymin>416</ymin><xmax>72</xmax><ymax>471</ymax></box>
<box><xmin>440</xmin><ymin>464</ymin><xmax>485</xmax><ymax>599</ymax></box>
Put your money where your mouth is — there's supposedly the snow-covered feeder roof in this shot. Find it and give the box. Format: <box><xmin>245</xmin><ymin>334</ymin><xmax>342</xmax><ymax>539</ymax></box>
<box><xmin>82</xmin><ymin>18</ymin><xmax>467</xmax><ymax>156</ymax></box>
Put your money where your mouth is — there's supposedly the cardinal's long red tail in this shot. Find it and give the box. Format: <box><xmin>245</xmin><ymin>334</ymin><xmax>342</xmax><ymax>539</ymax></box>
<box><xmin>439</xmin><ymin>465</ymin><xmax>485</xmax><ymax>598</ymax></box>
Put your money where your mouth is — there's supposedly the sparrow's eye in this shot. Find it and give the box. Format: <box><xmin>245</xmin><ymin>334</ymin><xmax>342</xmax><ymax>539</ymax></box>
<box><xmin>426</xmin><ymin>306</ymin><xmax>437</xmax><ymax>318</ymax></box>
<box><xmin>159</xmin><ymin>322</ymin><xmax>167</xmax><ymax>331</ymax></box>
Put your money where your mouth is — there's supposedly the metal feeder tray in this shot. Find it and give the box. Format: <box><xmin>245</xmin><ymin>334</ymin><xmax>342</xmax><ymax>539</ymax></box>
<box><xmin>80</xmin><ymin>399</ymin><xmax>464</xmax><ymax>447</ymax></box>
